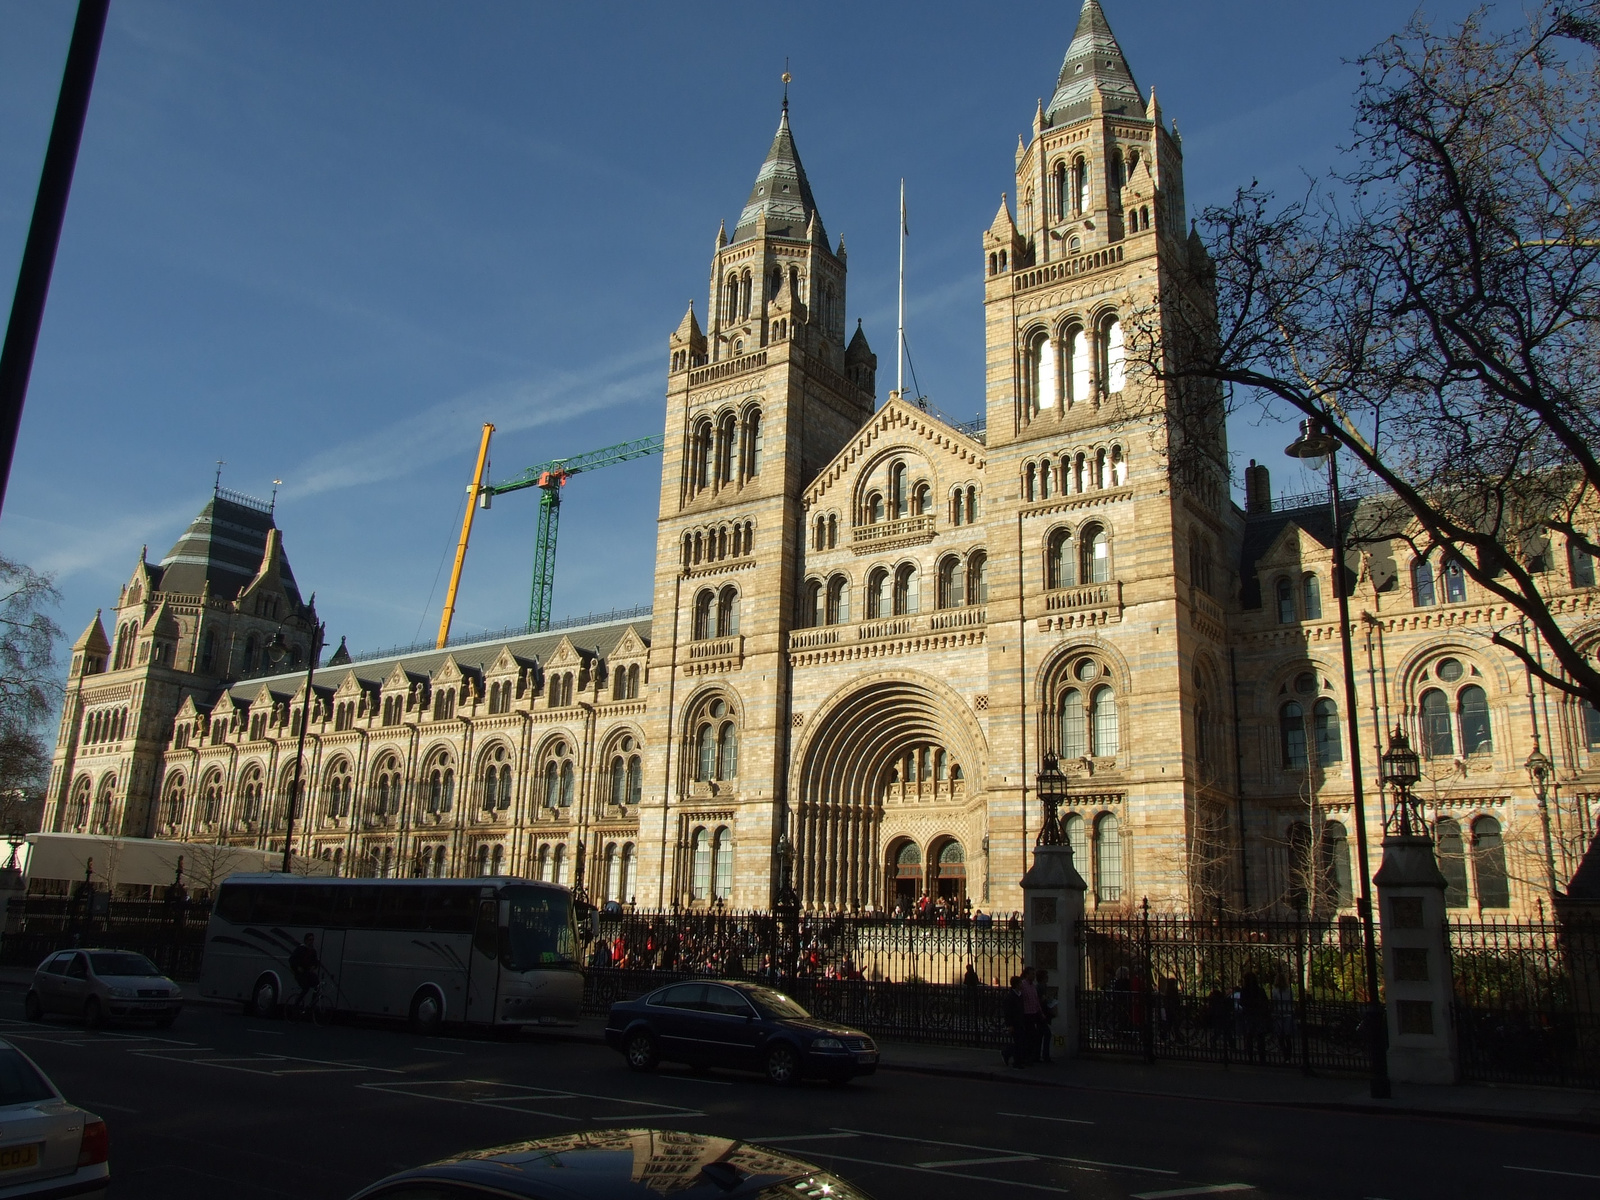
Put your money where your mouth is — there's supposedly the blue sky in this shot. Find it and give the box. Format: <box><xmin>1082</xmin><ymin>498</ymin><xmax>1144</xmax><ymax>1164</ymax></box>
<box><xmin>0</xmin><ymin>0</ymin><xmax>1492</xmax><ymax>656</ymax></box>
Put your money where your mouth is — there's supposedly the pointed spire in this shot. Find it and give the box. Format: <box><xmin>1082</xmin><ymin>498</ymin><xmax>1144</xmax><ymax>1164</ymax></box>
<box><xmin>836</xmin><ymin>233</ymin><xmax>848</xmax><ymax>261</ymax></box>
<box><xmin>989</xmin><ymin>193</ymin><xmax>1018</xmax><ymax>238</ymax></box>
<box><xmin>1045</xmin><ymin>0</ymin><xmax>1145</xmax><ymax>126</ymax></box>
<box><xmin>716</xmin><ymin>220</ymin><xmax>727</xmax><ymax>249</ymax></box>
<box><xmin>731</xmin><ymin>106</ymin><xmax>824</xmax><ymax>245</ymax></box>
<box><xmin>71</xmin><ymin>611</ymin><xmax>110</xmax><ymax>655</ymax></box>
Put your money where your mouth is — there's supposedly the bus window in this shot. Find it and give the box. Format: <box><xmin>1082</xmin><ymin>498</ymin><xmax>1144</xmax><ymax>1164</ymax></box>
<box><xmin>291</xmin><ymin>884</ymin><xmax>336</xmax><ymax>926</ymax></box>
<box><xmin>473</xmin><ymin>901</ymin><xmax>498</xmax><ymax>958</ymax></box>
<box><xmin>332</xmin><ymin>885</ymin><xmax>381</xmax><ymax>929</ymax></box>
<box><xmin>431</xmin><ymin>887</ymin><xmax>478</xmax><ymax>934</ymax></box>
<box><xmin>500</xmin><ymin>886</ymin><xmax>577</xmax><ymax>971</ymax></box>
<box><xmin>215</xmin><ymin>884</ymin><xmax>255</xmax><ymax>925</ymax></box>
<box><xmin>255</xmin><ymin>886</ymin><xmax>295</xmax><ymax>925</ymax></box>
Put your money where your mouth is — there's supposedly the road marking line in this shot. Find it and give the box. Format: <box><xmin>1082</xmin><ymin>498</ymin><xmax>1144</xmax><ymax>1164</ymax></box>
<box><xmin>412</xmin><ymin>1047</ymin><xmax>463</xmax><ymax>1055</ymax></box>
<box><xmin>751</xmin><ymin>1134</ymin><xmax>861</xmax><ymax>1144</ymax></box>
<box><xmin>917</xmin><ymin>1154</ymin><xmax>1038</xmax><ymax>1168</ymax></box>
<box><xmin>817</xmin><ymin>1151</ymin><xmax>1074</xmax><ymax>1195</ymax></box>
<box><xmin>1506</xmin><ymin>1165</ymin><xmax>1600</xmax><ymax>1181</ymax></box>
<box><xmin>1132</xmin><ymin>1186</ymin><xmax>1256</xmax><ymax>1199</ymax></box>
<box><xmin>830</xmin><ymin>1127</ymin><xmax>1177</xmax><ymax>1176</ymax></box>
<box><xmin>998</xmin><ymin>1111</ymin><xmax>1096</xmax><ymax>1126</ymax></box>
<box><xmin>358</xmin><ymin>1083</ymin><xmax>583</xmax><ymax>1121</ymax></box>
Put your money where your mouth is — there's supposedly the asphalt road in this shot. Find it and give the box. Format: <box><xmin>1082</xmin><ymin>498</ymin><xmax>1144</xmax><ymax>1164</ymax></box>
<box><xmin>0</xmin><ymin>990</ymin><xmax>1594</xmax><ymax>1199</ymax></box>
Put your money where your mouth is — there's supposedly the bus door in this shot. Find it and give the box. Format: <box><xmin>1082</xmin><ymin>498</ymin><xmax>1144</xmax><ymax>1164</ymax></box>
<box><xmin>464</xmin><ymin>891</ymin><xmax>500</xmax><ymax>1024</ymax></box>
<box><xmin>316</xmin><ymin>928</ymin><xmax>347</xmax><ymax>1009</ymax></box>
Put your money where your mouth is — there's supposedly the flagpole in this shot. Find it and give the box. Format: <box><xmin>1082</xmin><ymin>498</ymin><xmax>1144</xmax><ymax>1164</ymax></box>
<box><xmin>897</xmin><ymin>178</ymin><xmax>906</xmax><ymax>400</ymax></box>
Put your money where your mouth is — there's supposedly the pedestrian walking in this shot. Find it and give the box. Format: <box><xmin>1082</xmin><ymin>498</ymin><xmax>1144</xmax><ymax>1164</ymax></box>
<box><xmin>1020</xmin><ymin>966</ymin><xmax>1043</xmax><ymax>1065</ymax></box>
<box><xmin>1240</xmin><ymin>972</ymin><xmax>1270</xmax><ymax>1063</ymax></box>
<box><xmin>1036</xmin><ymin>968</ymin><xmax>1059</xmax><ymax>1063</ymax></box>
<box><xmin>1160</xmin><ymin>977</ymin><xmax>1182</xmax><ymax>1043</ymax></box>
<box><xmin>1271</xmin><ymin>970</ymin><xmax>1297</xmax><ymax>1062</ymax></box>
<box><xmin>1001</xmin><ymin>975</ymin><xmax>1028</xmax><ymax>1068</ymax></box>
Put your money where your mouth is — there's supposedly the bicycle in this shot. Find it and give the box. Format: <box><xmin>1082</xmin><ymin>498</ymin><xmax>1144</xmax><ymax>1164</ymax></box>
<box><xmin>286</xmin><ymin>970</ymin><xmax>335</xmax><ymax>1025</ymax></box>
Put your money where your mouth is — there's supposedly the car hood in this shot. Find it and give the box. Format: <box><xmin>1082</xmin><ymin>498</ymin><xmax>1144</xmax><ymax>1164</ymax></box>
<box><xmin>95</xmin><ymin>975</ymin><xmax>176</xmax><ymax>988</ymax></box>
<box><xmin>360</xmin><ymin>1129</ymin><xmax>872</xmax><ymax>1199</ymax></box>
<box><xmin>784</xmin><ymin>1018</ymin><xmax>867</xmax><ymax>1038</ymax></box>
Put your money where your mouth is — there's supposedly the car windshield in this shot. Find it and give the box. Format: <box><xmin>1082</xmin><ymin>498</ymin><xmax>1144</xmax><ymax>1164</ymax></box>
<box><xmin>746</xmin><ymin>987</ymin><xmax>811</xmax><ymax>1019</ymax></box>
<box><xmin>499</xmin><ymin>886</ymin><xmax>578</xmax><ymax>972</ymax></box>
<box><xmin>0</xmin><ymin>1048</ymin><xmax>55</xmax><ymax>1106</ymax></box>
<box><xmin>89</xmin><ymin>952</ymin><xmax>160</xmax><ymax>978</ymax></box>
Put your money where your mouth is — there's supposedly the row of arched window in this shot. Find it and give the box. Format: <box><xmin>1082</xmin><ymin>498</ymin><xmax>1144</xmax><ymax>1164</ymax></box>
<box><xmin>1021</xmin><ymin>315</ymin><xmax>1125</xmax><ymax>416</ymax></box>
<box><xmin>687</xmin><ymin>407</ymin><xmax>762</xmax><ymax>496</ymax></box>
<box><xmin>1046</xmin><ymin>523</ymin><xmax>1111</xmax><ymax>589</ymax></box>
<box><xmin>1274</xmin><ymin>574</ymin><xmax>1323</xmax><ymax>623</ymax></box>
<box><xmin>82</xmin><ymin>707</ymin><xmax>127</xmax><ymax>746</ymax></box>
<box><xmin>60</xmin><ymin>774</ymin><xmax>117</xmax><ymax>835</ymax></box>
<box><xmin>861</xmin><ymin>461</ymin><xmax>932</xmax><ymax>526</ymax></box>
<box><xmin>799</xmin><ymin>552</ymin><xmax>989</xmax><ymax>626</ymax></box>
<box><xmin>690</xmin><ymin>826</ymin><xmax>734</xmax><ymax>900</ymax></box>
<box><xmin>1063</xmin><ymin>810</ymin><xmax>1123</xmax><ymax>904</ymax></box>
<box><xmin>1050</xmin><ymin>147</ymin><xmax>1142</xmax><ymax>223</ymax></box>
<box><xmin>691</xmin><ymin>586</ymin><xmax>740</xmax><ymax>641</ymax></box>
<box><xmin>681</xmin><ymin>521</ymin><xmax>754</xmax><ymax>568</ymax></box>
<box><xmin>1023</xmin><ymin>443</ymin><xmax>1127</xmax><ymax>501</ymax></box>
<box><xmin>1050</xmin><ymin>655</ymin><xmax>1120</xmax><ymax>759</ymax></box>
<box><xmin>950</xmin><ymin>485</ymin><xmax>981</xmax><ymax>526</ymax></box>
<box><xmin>611</xmin><ymin>663</ymin><xmax>642</xmax><ymax>701</ymax></box>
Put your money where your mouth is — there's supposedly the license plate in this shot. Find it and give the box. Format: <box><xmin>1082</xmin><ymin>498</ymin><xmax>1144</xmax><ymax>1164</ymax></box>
<box><xmin>0</xmin><ymin>1144</ymin><xmax>38</xmax><ymax>1171</ymax></box>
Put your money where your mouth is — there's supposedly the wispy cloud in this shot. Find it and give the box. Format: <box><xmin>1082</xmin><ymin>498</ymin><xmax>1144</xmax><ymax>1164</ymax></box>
<box><xmin>281</xmin><ymin>340</ymin><xmax>663</xmax><ymax>500</ymax></box>
<box><xmin>3</xmin><ymin>497</ymin><xmax>204</xmax><ymax>589</ymax></box>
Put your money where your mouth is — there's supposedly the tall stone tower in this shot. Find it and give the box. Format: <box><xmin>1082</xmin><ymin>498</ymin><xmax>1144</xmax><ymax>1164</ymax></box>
<box><xmin>638</xmin><ymin>101</ymin><xmax>877</xmax><ymax>907</ymax></box>
<box><xmin>979</xmin><ymin>0</ymin><xmax>1237</xmax><ymax>909</ymax></box>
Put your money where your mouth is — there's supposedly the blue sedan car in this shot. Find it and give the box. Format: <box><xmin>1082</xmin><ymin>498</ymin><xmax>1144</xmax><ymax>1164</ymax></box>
<box><xmin>605</xmin><ymin>980</ymin><xmax>878</xmax><ymax>1085</ymax></box>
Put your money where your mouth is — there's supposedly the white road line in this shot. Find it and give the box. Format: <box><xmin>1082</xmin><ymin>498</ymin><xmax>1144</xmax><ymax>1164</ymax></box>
<box><xmin>997</xmin><ymin>1111</ymin><xmax>1096</xmax><ymax>1126</ymax></box>
<box><xmin>831</xmin><ymin>1127</ymin><xmax>1177</xmax><ymax>1176</ymax></box>
<box><xmin>1132</xmin><ymin>1185</ymin><xmax>1256</xmax><ymax>1199</ymax></box>
<box><xmin>817</xmin><ymin>1151</ymin><xmax>1074</xmax><ymax>1195</ymax></box>
<box><xmin>917</xmin><ymin>1154</ymin><xmax>1038</xmax><ymax>1168</ymax></box>
<box><xmin>751</xmin><ymin>1134</ymin><xmax>861</xmax><ymax>1144</ymax></box>
<box><xmin>358</xmin><ymin>1082</ymin><xmax>583</xmax><ymax>1122</ymax></box>
<box><xmin>412</xmin><ymin>1047</ymin><xmax>463</xmax><ymax>1055</ymax></box>
<box><xmin>1506</xmin><ymin>1165</ymin><xmax>1600</xmax><ymax>1181</ymax></box>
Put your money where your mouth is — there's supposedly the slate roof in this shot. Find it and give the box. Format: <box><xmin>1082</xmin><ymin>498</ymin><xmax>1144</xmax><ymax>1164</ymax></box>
<box><xmin>1046</xmin><ymin>0</ymin><xmax>1147</xmax><ymax>126</ymax></box>
<box><xmin>1239</xmin><ymin>498</ymin><xmax>1360</xmax><ymax>610</ymax></box>
<box><xmin>731</xmin><ymin>107</ymin><xmax>823</xmax><ymax>246</ymax></box>
<box><xmin>155</xmin><ymin>493</ymin><xmax>302</xmax><ymax>604</ymax></box>
<box><xmin>223</xmin><ymin>616</ymin><xmax>652</xmax><ymax>704</ymax></box>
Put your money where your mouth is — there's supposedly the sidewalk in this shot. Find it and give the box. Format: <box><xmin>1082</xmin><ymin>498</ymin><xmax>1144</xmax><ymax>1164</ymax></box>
<box><xmin>4</xmin><ymin>966</ymin><xmax>1588</xmax><ymax>1132</ymax></box>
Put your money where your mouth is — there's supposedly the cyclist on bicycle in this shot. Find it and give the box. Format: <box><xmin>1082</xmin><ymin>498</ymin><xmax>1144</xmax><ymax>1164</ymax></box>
<box><xmin>289</xmin><ymin>933</ymin><xmax>320</xmax><ymax>1012</ymax></box>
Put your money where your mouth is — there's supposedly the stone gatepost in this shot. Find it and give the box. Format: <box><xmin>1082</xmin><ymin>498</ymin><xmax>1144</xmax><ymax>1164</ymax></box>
<box><xmin>1374</xmin><ymin>832</ymin><xmax>1459</xmax><ymax>1084</ymax></box>
<box><xmin>1022</xmin><ymin>842</ymin><xmax>1088</xmax><ymax>1056</ymax></box>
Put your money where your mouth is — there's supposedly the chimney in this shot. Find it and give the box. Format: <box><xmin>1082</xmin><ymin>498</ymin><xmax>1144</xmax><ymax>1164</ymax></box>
<box><xmin>1244</xmin><ymin>460</ymin><xmax>1272</xmax><ymax>514</ymax></box>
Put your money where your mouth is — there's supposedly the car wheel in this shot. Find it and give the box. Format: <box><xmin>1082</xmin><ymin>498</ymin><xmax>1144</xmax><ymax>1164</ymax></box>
<box><xmin>624</xmin><ymin>1030</ymin><xmax>659</xmax><ymax>1072</ymax></box>
<box><xmin>250</xmin><ymin>976</ymin><xmax>279</xmax><ymax>1019</ymax></box>
<box><xmin>82</xmin><ymin>997</ymin><xmax>103</xmax><ymax>1030</ymax></box>
<box><xmin>765</xmin><ymin>1042</ymin><xmax>801</xmax><ymax>1087</ymax></box>
<box><xmin>23</xmin><ymin>992</ymin><xmax>42</xmax><ymax>1023</ymax></box>
<box><xmin>409</xmin><ymin>989</ymin><xmax>444</xmax><ymax>1036</ymax></box>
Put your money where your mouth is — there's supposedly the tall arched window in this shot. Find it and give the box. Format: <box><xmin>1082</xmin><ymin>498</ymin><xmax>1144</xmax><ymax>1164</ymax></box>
<box><xmin>1047</xmin><ymin>529</ymin><xmax>1073</xmax><ymax>589</ymax></box>
<box><xmin>716</xmin><ymin>412</ymin><xmax>736</xmax><ymax>483</ymax></box>
<box><xmin>691</xmin><ymin>828</ymin><xmax>711</xmax><ymax>900</ymax></box>
<box><xmin>866</xmin><ymin>492</ymin><xmax>884</xmax><ymax>524</ymax></box>
<box><xmin>1302</xmin><ymin>574</ymin><xmax>1322</xmax><ymax>620</ymax></box>
<box><xmin>692</xmin><ymin>590</ymin><xmax>713</xmax><ymax>641</ymax></box>
<box><xmin>889</xmin><ymin>462</ymin><xmax>908</xmax><ymax>518</ymax></box>
<box><xmin>1058</xmin><ymin>689</ymin><xmax>1086</xmax><ymax>758</ymax></box>
<box><xmin>1472</xmin><ymin>816</ymin><xmax>1510</xmax><ymax>908</ymax></box>
<box><xmin>1459</xmin><ymin>685</ymin><xmax>1492</xmax><ymax>754</ymax></box>
<box><xmin>1090</xmin><ymin>685</ymin><xmax>1118</xmax><ymax>756</ymax></box>
<box><xmin>1063</xmin><ymin>812</ymin><xmax>1087</xmax><ymax>871</ymax></box>
<box><xmin>553</xmin><ymin>843</ymin><xmax>567</xmax><ymax>885</ymax></box>
<box><xmin>1321</xmin><ymin>821</ymin><xmax>1352</xmax><ymax>908</ymax></box>
<box><xmin>163</xmin><ymin>774</ymin><xmax>186</xmax><ymax>829</ymax></box>
<box><xmin>802</xmin><ymin>579</ymin><xmax>823</xmax><ymax>628</ymax></box>
<box><xmin>867</xmin><ymin>567</ymin><xmax>889</xmax><ymax>619</ymax></box>
<box><xmin>696</xmin><ymin>723</ymin><xmax>716</xmax><ymax>782</ymax></box>
<box><xmin>717</xmin><ymin>722</ymin><xmax>738</xmax><ymax>780</ymax></box>
<box><xmin>603</xmin><ymin>843</ymin><xmax>620</xmax><ymax>900</ymax></box>
<box><xmin>1066</xmin><ymin>325</ymin><xmax>1091</xmax><ymax>407</ymax></box>
<box><xmin>826</xmin><ymin>574</ymin><xmax>850</xmax><ymax>624</ymax></box>
<box><xmin>1101</xmin><ymin>316</ymin><xmax>1125</xmax><ymax>393</ymax></box>
<box><xmin>1443</xmin><ymin>559</ymin><xmax>1467</xmax><ymax>603</ymax></box>
<box><xmin>693</xmin><ymin>419</ymin><xmax>713</xmax><ymax>493</ymax></box>
<box><xmin>620</xmin><ymin>843</ymin><xmax>636</xmax><ymax>903</ymax></box>
<box><xmin>937</xmin><ymin>556</ymin><xmax>964</xmax><ymax>609</ymax></box>
<box><xmin>1052</xmin><ymin>160</ymin><xmax>1068</xmax><ymax>219</ymax></box>
<box><xmin>1280</xmin><ymin>701</ymin><xmax>1308</xmax><ymax>769</ymax></box>
<box><xmin>968</xmin><ymin>552</ymin><xmax>987</xmax><ymax>604</ymax></box>
<box><xmin>1412</xmin><ymin>559</ymin><xmax>1436</xmax><ymax>606</ymax></box>
<box><xmin>324</xmin><ymin>760</ymin><xmax>353</xmax><ymax>820</ymax></box>
<box><xmin>742</xmin><ymin>408</ymin><xmax>763</xmax><ymax>477</ymax></box>
<box><xmin>893</xmin><ymin>563</ymin><xmax>919</xmax><ymax>615</ymax></box>
<box><xmin>1081</xmin><ymin>524</ymin><xmax>1109</xmax><ymax>584</ymax></box>
<box><xmin>1420</xmin><ymin>688</ymin><xmax>1453</xmax><ymax>757</ymax></box>
<box><xmin>237</xmin><ymin>767</ymin><xmax>261</xmax><ymax>824</ymax></box>
<box><xmin>1072</xmin><ymin>156</ymin><xmax>1088</xmax><ymax>214</ymax></box>
<box><xmin>1311</xmin><ymin>698</ymin><xmax>1341</xmax><ymax>764</ymax></box>
<box><xmin>1436</xmin><ymin>816</ymin><xmax>1469</xmax><ymax>907</ymax></box>
<box><xmin>627</xmin><ymin>754</ymin><xmax>642</xmax><ymax>805</ymax></box>
<box><xmin>1094</xmin><ymin>812</ymin><xmax>1122</xmax><ymax>902</ymax></box>
<box><xmin>559</xmin><ymin>761</ymin><xmax>574</xmax><ymax>808</ymax></box>
<box><xmin>716</xmin><ymin>586</ymin><xmax>739</xmax><ymax>636</ymax></box>
<box><xmin>712</xmin><ymin>827</ymin><xmax>733</xmax><ymax>900</ymax></box>
<box><xmin>1276</xmin><ymin>578</ymin><xmax>1296</xmax><ymax>623</ymax></box>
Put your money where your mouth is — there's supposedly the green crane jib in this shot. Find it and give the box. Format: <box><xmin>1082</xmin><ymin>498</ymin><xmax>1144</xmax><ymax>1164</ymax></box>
<box><xmin>483</xmin><ymin>433</ymin><xmax>665</xmax><ymax>631</ymax></box>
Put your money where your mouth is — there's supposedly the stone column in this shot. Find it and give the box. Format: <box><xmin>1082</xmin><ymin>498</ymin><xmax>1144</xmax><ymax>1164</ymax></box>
<box><xmin>1374</xmin><ymin>832</ymin><xmax>1459</xmax><ymax>1084</ymax></box>
<box><xmin>1022</xmin><ymin>841</ymin><xmax>1087</xmax><ymax>1056</ymax></box>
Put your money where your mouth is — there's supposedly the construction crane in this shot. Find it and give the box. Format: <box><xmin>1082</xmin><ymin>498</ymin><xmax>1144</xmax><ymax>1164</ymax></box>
<box><xmin>476</xmin><ymin>433</ymin><xmax>665</xmax><ymax>633</ymax></box>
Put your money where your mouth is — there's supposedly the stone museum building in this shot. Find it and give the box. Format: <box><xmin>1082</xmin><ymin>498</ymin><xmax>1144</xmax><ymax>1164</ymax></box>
<box><xmin>43</xmin><ymin>2</ymin><xmax>1600</xmax><ymax>917</ymax></box>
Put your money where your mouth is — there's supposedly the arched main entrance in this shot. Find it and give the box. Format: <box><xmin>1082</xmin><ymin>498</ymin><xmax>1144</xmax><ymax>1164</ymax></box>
<box><xmin>792</xmin><ymin>675</ymin><xmax>986</xmax><ymax>911</ymax></box>
<box><xmin>928</xmin><ymin>837</ymin><xmax>966</xmax><ymax>909</ymax></box>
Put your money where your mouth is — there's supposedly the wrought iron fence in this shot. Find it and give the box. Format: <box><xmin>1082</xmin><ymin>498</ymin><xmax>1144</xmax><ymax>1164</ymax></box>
<box><xmin>1450</xmin><ymin>915</ymin><xmax>1600</xmax><ymax>1088</ymax></box>
<box><xmin>1</xmin><ymin>895</ymin><xmax>212</xmax><ymax>980</ymax></box>
<box><xmin>1078</xmin><ymin>906</ymin><xmax>1378</xmax><ymax>1074</ymax></box>
<box><xmin>582</xmin><ymin>908</ymin><xmax>1022</xmax><ymax>1047</ymax></box>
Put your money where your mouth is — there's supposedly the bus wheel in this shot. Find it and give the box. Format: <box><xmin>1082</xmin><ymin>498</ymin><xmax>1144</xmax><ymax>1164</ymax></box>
<box><xmin>409</xmin><ymin>989</ymin><xmax>444</xmax><ymax>1036</ymax></box>
<box><xmin>250</xmin><ymin>977</ymin><xmax>279</xmax><ymax>1019</ymax></box>
<box><xmin>624</xmin><ymin>1030</ymin><xmax>658</xmax><ymax>1072</ymax></box>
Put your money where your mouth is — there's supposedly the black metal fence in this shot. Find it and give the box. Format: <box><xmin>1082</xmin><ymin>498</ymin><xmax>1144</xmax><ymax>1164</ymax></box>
<box><xmin>1450</xmin><ymin>915</ymin><xmax>1600</xmax><ymax>1089</ymax></box>
<box><xmin>1077</xmin><ymin>908</ymin><xmax>1377</xmax><ymax>1074</ymax></box>
<box><xmin>0</xmin><ymin>895</ymin><xmax>212</xmax><ymax>980</ymax></box>
<box><xmin>582</xmin><ymin>908</ymin><xmax>1022</xmax><ymax>1047</ymax></box>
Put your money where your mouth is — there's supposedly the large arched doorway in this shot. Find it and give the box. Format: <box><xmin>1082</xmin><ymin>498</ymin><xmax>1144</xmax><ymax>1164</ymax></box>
<box><xmin>793</xmin><ymin>675</ymin><xmax>986</xmax><ymax>911</ymax></box>
<box><xmin>928</xmin><ymin>837</ymin><xmax>966</xmax><ymax>909</ymax></box>
<box><xmin>885</xmin><ymin>839</ymin><xmax>922</xmax><ymax>912</ymax></box>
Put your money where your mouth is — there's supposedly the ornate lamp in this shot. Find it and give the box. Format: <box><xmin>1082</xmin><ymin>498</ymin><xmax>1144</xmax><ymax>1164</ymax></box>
<box><xmin>1035</xmin><ymin>750</ymin><xmax>1068</xmax><ymax>847</ymax></box>
<box><xmin>1524</xmin><ymin>746</ymin><xmax>1559</xmax><ymax>898</ymax></box>
<box><xmin>1381</xmin><ymin>726</ymin><xmax>1426</xmax><ymax>837</ymax></box>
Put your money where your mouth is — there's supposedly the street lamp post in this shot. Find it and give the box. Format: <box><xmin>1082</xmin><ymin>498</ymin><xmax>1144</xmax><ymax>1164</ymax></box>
<box><xmin>266</xmin><ymin>621</ymin><xmax>325</xmax><ymax>876</ymax></box>
<box><xmin>1524</xmin><ymin>747</ymin><xmax>1560</xmax><ymax>900</ymax></box>
<box><xmin>1286</xmin><ymin>416</ymin><xmax>1392</xmax><ymax>1099</ymax></box>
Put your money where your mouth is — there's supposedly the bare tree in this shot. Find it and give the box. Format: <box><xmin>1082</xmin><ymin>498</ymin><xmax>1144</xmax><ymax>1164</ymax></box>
<box><xmin>1124</xmin><ymin>3</ymin><xmax>1600</xmax><ymax>706</ymax></box>
<box><xmin>0</xmin><ymin>557</ymin><xmax>61</xmax><ymax>808</ymax></box>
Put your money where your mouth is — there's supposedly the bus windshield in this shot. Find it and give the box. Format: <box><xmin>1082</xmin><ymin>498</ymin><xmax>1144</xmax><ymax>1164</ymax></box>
<box><xmin>500</xmin><ymin>886</ymin><xmax>578</xmax><ymax>971</ymax></box>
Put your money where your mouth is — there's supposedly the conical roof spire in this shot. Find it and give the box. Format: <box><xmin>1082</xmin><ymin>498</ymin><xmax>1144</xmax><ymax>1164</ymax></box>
<box><xmin>1045</xmin><ymin>0</ymin><xmax>1145</xmax><ymax>126</ymax></box>
<box><xmin>731</xmin><ymin>106</ymin><xmax>824</xmax><ymax>246</ymax></box>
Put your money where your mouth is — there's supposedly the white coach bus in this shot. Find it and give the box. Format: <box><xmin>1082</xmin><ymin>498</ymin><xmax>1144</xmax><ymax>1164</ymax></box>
<box><xmin>197</xmin><ymin>874</ymin><xmax>584</xmax><ymax>1032</ymax></box>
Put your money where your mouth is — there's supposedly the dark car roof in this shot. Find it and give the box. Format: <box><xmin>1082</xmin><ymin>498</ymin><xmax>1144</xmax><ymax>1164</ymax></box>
<box><xmin>350</xmin><ymin>1129</ymin><xmax>861</xmax><ymax>1199</ymax></box>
